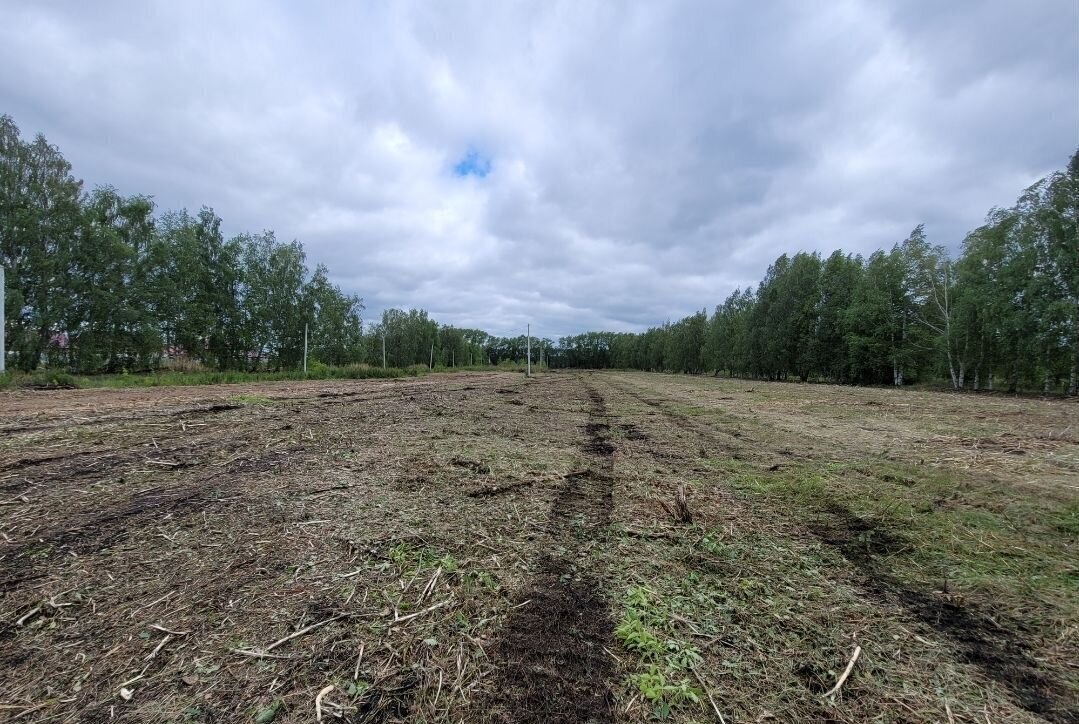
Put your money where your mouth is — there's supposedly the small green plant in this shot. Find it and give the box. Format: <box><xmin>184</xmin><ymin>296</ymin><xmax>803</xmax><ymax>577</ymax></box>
<box><xmin>389</xmin><ymin>543</ymin><xmax>455</xmax><ymax>575</ymax></box>
<box><xmin>616</xmin><ymin>584</ymin><xmax>706</xmax><ymax>715</ymax></box>
<box><xmin>253</xmin><ymin>699</ymin><xmax>282</xmax><ymax>722</ymax></box>
<box><xmin>697</xmin><ymin>533</ymin><xmax>735</xmax><ymax>559</ymax></box>
<box><xmin>616</xmin><ymin>615</ymin><xmax>665</xmax><ymax>659</ymax></box>
<box><xmin>632</xmin><ymin>667</ymin><xmax>701</xmax><ymax>719</ymax></box>
<box><xmin>467</xmin><ymin>570</ymin><xmax>499</xmax><ymax>591</ymax></box>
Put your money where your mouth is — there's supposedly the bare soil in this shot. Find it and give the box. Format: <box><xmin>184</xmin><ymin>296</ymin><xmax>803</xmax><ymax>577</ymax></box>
<box><xmin>1</xmin><ymin>371</ymin><xmax>1076</xmax><ymax>723</ymax></box>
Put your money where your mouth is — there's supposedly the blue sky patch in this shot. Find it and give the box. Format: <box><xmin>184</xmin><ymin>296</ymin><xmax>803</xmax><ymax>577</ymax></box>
<box><xmin>453</xmin><ymin>148</ymin><xmax>491</xmax><ymax>178</ymax></box>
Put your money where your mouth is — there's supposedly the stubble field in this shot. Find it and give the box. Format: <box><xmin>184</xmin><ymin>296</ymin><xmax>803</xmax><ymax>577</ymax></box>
<box><xmin>0</xmin><ymin>371</ymin><xmax>1076</xmax><ymax>723</ymax></box>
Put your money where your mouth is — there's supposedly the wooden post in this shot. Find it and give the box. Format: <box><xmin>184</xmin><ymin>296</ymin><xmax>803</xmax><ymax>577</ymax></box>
<box><xmin>303</xmin><ymin>323</ymin><xmax>308</xmax><ymax>374</ymax></box>
<box><xmin>526</xmin><ymin>324</ymin><xmax>531</xmax><ymax>378</ymax></box>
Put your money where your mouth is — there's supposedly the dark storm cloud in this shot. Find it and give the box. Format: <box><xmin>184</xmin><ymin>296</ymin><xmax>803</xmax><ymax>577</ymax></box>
<box><xmin>1</xmin><ymin>0</ymin><xmax>1075</xmax><ymax>338</ymax></box>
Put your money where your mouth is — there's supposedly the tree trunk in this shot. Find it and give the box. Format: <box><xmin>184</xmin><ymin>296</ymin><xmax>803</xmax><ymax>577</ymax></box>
<box><xmin>973</xmin><ymin>367</ymin><xmax>980</xmax><ymax>392</ymax></box>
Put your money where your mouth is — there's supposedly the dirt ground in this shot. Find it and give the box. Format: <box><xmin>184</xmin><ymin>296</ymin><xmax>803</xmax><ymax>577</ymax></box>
<box><xmin>0</xmin><ymin>371</ymin><xmax>1076</xmax><ymax>723</ymax></box>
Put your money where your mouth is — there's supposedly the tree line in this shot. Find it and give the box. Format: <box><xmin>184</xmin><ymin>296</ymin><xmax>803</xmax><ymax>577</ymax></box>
<box><xmin>1</xmin><ymin>116</ymin><xmax>366</xmax><ymax>372</ymax></box>
<box><xmin>0</xmin><ymin>115</ymin><xmax>540</xmax><ymax>374</ymax></box>
<box><xmin>552</xmin><ymin>150</ymin><xmax>1078</xmax><ymax>395</ymax></box>
<box><xmin>3</xmin><ymin>114</ymin><xmax>1075</xmax><ymax>392</ymax></box>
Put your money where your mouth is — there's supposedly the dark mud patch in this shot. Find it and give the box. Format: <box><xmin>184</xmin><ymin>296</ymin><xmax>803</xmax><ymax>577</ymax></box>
<box><xmin>620</xmin><ymin>423</ymin><xmax>648</xmax><ymax>441</ymax></box>
<box><xmin>550</xmin><ymin>471</ymin><xmax>613</xmax><ymax>529</ymax></box>
<box><xmin>586</xmin><ymin>388</ymin><xmax>608</xmax><ymax>414</ymax></box>
<box><xmin>584</xmin><ymin>423</ymin><xmax>614</xmax><ymax>456</ymax></box>
<box><xmin>483</xmin><ymin>558</ymin><xmax>615</xmax><ymax>724</ymax></box>
<box><xmin>816</xmin><ymin>503</ymin><xmax>1077</xmax><ymax>722</ymax></box>
<box><xmin>793</xmin><ymin>661</ymin><xmax>832</xmax><ymax>695</ymax></box>
<box><xmin>354</xmin><ymin>669</ymin><xmax>419</xmax><ymax>723</ymax></box>
<box><xmin>179</xmin><ymin>403</ymin><xmax>242</xmax><ymax>417</ymax></box>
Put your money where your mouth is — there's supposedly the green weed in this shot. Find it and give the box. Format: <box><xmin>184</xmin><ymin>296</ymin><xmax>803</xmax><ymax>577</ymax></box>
<box><xmin>616</xmin><ymin>584</ymin><xmax>705</xmax><ymax>716</ymax></box>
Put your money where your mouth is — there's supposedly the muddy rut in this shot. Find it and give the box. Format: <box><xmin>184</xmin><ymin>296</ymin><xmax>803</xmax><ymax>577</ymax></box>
<box><xmin>482</xmin><ymin>379</ymin><xmax>617</xmax><ymax>724</ymax></box>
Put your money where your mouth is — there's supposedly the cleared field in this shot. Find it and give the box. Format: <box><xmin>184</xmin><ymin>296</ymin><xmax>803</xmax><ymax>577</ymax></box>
<box><xmin>0</xmin><ymin>371</ymin><xmax>1076</xmax><ymax>723</ymax></box>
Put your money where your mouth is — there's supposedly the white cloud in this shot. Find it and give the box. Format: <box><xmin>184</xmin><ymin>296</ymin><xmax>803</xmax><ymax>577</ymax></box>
<box><xmin>1</xmin><ymin>0</ymin><xmax>1075</xmax><ymax>338</ymax></box>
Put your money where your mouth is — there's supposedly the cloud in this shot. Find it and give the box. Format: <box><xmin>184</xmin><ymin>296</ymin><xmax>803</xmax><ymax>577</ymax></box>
<box><xmin>1</xmin><ymin>0</ymin><xmax>1075</xmax><ymax>338</ymax></box>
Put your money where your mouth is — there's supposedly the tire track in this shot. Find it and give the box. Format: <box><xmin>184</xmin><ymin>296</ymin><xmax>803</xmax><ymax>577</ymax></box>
<box><xmin>481</xmin><ymin>377</ymin><xmax>616</xmax><ymax>724</ymax></box>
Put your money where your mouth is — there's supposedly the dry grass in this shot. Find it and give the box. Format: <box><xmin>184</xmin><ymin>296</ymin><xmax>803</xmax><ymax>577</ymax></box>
<box><xmin>0</xmin><ymin>371</ymin><xmax>1075</xmax><ymax>723</ymax></box>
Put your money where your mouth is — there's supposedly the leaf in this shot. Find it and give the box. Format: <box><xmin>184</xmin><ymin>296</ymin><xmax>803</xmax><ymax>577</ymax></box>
<box><xmin>254</xmin><ymin>699</ymin><xmax>282</xmax><ymax>722</ymax></box>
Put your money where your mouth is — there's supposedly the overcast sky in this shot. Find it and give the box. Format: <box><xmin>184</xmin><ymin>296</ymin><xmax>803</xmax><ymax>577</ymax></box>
<box><xmin>2</xmin><ymin>1</ymin><xmax>1076</xmax><ymax>338</ymax></box>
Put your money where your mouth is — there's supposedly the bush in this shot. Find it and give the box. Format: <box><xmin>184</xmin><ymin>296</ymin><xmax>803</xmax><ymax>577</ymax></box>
<box><xmin>0</xmin><ymin>369</ymin><xmax>79</xmax><ymax>390</ymax></box>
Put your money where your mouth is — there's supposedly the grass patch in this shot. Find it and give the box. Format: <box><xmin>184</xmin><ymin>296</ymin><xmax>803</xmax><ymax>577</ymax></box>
<box><xmin>1</xmin><ymin>364</ymin><xmax>425</xmax><ymax>390</ymax></box>
<box><xmin>716</xmin><ymin>454</ymin><xmax>1079</xmax><ymax>613</ymax></box>
<box><xmin>0</xmin><ymin>360</ymin><xmax>549</xmax><ymax>392</ymax></box>
<box><xmin>0</xmin><ymin>369</ymin><xmax>78</xmax><ymax>389</ymax></box>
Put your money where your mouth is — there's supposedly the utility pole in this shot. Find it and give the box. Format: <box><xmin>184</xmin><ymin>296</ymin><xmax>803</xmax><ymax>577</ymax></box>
<box><xmin>0</xmin><ymin>263</ymin><xmax>4</xmax><ymax>373</ymax></box>
<box><xmin>0</xmin><ymin>264</ymin><xmax>5</xmax><ymax>374</ymax></box>
<box><xmin>526</xmin><ymin>323</ymin><xmax>531</xmax><ymax>378</ymax></box>
<box><xmin>303</xmin><ymin>323</ymin><xmax>308</xmax><ymax>374</ymax></box>
<box><xmin>381</xmin><ymin>332</ymin><xmax>386</xmax><ymax>369</ymax></box>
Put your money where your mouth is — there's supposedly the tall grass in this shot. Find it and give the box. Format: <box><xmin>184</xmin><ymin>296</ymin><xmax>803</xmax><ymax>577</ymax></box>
<box><xmin>1</xmin><ymin>364</ymin><xmax>421</xmax><ymax>390</ymax></box>
<box><xmin>0</xmin><ymin>359</ymin><xmax>549</xmax><ymax>391</ymax></box>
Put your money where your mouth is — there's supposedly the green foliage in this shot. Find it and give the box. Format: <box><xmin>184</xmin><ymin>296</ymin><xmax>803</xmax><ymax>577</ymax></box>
<box><xmin>1052</xmin><ymin>502</ymin><xmax>1079</xmax><ymax>536</ymax></box>
<box><xmin>0</xmin><ymin>369</ymin><xmax>76</xmax><ymax>389</ymax></box>
<box><xmin>547</xmin><ymin>148</ymin><xmax>1079</xmax><ymax>393</ymax></box>
<box><xmin>615</xmin><ymin>585</ymin><xmax>704</xmax><ymax>715</ymax></box>
<box><xmin>632</xmin><ymin>669</ymin><xmax>701</xmax><ymax>705</ymax></box>
<box><xmin>388</xmin><ymin>542</ymin><xmax>458</xmax><ymax>575</ymax></box>
<box><xmin>343</xmin><ymin>680</ymin><xmax>370</xmax><ymax>697</ymax></box>
<box><xmin>74</xmin><ymin>364</ymin><xmax>415</xmax><ymax>388</ymax></box>
<box><xmin>252</xmin><ymin>699</ymin><xmax>282</xmax><ymax>722</ymax></box>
